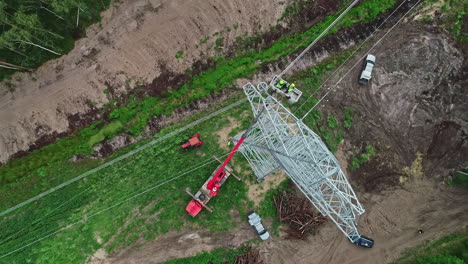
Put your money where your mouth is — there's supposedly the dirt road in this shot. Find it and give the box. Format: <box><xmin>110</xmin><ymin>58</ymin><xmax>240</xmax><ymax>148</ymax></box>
<box><xmin>259</xmin><ymin>178</ymin><xmax>468</xmax><ymax>264</ymax></box>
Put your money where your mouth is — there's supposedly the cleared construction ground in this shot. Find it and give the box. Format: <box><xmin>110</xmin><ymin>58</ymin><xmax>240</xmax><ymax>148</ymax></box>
<box><xmin>0</xmin><ymin>0</ymin><xmax>466</xmax><ymax>263</ymax></box>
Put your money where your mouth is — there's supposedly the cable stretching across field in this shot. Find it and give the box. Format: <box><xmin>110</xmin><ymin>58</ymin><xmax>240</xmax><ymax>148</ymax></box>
<box><xmin>301</xmin><ymin>0</ymin><xmax>422</xmax><ymax>119</ymax></box>
<box><xmin>0</xmin><ymin>98</ymin><xmax>247</xmax><ymax>218</ymax></box>
<box><xmin>0</xmin><ymin>0</ymin><xmax>364</xmax><ymax>218</ymax></box>
<box><xmin>278</xmin><ymin>0</ymin><xmax>359</xmax><ymax>78</ymax></box>
<box><xmin>0</xmin><ymin>155</ymin><xmax>138</xmax><ymax>248</ymax></box>
<box><xmin>0</xmin><ymin>1</ymin><xmax>421</xmax><ymax>257</ymax></box>
<box><xmin>293</xmin><ymin>0</ymin><xmax>410</xmax><ymax>116</ymax></box>
<box><xmin>0</xmin><ymin>151</ymin><xmax>233</xmax><ymax>260</ymax></box>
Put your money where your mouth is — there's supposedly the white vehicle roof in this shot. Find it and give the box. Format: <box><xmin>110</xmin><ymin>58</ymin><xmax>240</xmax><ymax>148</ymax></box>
<box><xmin>248</xmin><ymin>212</ymin><xmax>260</xmax><ymax>220</ymax></box>
<box><xmin>366</xmin><ymin>54</ymin><xmax>376</xmax><ymax>63</ymax></box>
<box><xmin>259</xmin><ymin>231</ymin><xmax>270</xmax><ymax>240</ymax></box>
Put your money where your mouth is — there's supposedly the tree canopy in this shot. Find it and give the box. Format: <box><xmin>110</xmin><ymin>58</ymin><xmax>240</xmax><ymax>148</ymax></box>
<box><xmin>0</xmin><ymin>0</ymin><xmax>111</xmax><ymax>80</ymax></box>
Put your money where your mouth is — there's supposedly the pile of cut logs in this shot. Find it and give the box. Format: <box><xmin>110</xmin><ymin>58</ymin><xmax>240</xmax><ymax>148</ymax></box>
<box><xmin>274</xmin><ymin>191</ymin><xmax>327</xmax><ymax>240</ymax></box>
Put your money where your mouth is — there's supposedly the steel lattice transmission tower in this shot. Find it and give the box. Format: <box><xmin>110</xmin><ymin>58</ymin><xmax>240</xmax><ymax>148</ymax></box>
<box><xmin>233</xmin><ymin>80</ymin><xmax>366</xmax><ymax>243</ymax></box>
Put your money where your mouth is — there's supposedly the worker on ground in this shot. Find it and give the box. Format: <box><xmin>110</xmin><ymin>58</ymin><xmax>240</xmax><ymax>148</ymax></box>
<box><xmin>227</xmin><ymin>138</ymin><xmax>233</xmax><ymax>147</ymax></box>
<box><xmin>288</xmin><ymin>83</ymin><xmax>296</xmax><ymax>93</ymax></box>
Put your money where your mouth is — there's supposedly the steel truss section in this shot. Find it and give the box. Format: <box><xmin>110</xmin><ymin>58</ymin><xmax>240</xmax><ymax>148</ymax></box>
<box><xmin>234</xmin><ymin>81</ymin><xmax>365</xmax><ymax>242</ymax></box>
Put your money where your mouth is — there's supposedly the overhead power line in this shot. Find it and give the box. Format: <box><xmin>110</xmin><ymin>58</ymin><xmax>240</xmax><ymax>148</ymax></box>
<box><xmin>0</xmin><ymin>98</ymin><xmax>247</xmax><ymax>218</ymax></box>
<box><xmin>0</xmin><ymin>151</ymin><xmax>231</xmax><ymax>260</ymax></box>
<box><xmin>294</xmin><ymin>0</ymin><xmax>411</xmax><ymax>116</ymax></box>
<box><xmin>302</xmin><ymin>0</ymin><xmax>422</xmax><ymax>119</ymax></box>
<box><xmin>279</xmin><ymin>0</ymin><xmax>360</xmax><ymax>78</ymax></box>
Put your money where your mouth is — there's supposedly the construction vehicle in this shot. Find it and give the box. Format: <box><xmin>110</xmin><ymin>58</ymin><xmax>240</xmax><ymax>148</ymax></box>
<box><xmin>270</xmin><ymin>75</ymin><xmax>303</xmax><ymax>104</ymax></box>
<box><xmin>185</xmin><ymin>108</ymin><xmax>265</xmax><ymax>217</ymax></box>
<box><xmin>180</xmin><ymin>134</ymin><xmax>203</xmax><ymax>151</ymax></box>
<box><xmin>359</xmin><ymin>54</ymin><xmax>376</xmax><ymax>85</ymax></box>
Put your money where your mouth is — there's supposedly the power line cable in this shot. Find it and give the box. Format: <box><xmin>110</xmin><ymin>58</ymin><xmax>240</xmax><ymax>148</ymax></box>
<box><xmin>293</xmin><ymin>0</ymin><xmax>410</xmax><ymax>116</ymax></box>
<box><xmin>278</xmin><ymin>0</ymin><xmax>360</xmax><ymax>78</ymax></box>
<box><xmin>0</xmin><ymin>154</ymin><xmax>138</xmax><ymax>247</ymax></box>
<box><xmin>0</xmin><ymin>151</ymin><xmax>232</xmax><ymax>260</ymax></box>
<box><xmin>0</xmin><ymin>98</ymin><xmax>247</xmax><ymax>218</ymax></box>
<box><xmin>0</xmin><ymin>0</ymin><xmax>366</xmax><ymax>218</ymax></box>
<box><xmin>302</xmin><ymin>0</ymin><xmax>422</xmax><ymax>120</ymax></box>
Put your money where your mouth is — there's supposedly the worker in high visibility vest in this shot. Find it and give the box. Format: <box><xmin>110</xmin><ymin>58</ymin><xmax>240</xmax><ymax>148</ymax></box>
<box><xmin>276</xmin><ymin>80</ymin><xmax>285</xmax><ymax>89</ymax></box>
<box><xmin>227</xmin><ymin>138</ymin><xmax>233</xmax><ymax>147</ymax></box>
<box><xmin>288</xmin><ymin>83</ymin><xmax>296</xmax><ymax>93</ymax></box>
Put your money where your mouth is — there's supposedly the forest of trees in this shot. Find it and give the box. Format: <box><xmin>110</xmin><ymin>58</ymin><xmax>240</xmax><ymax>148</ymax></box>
<box><xmin>0</xmin><ymin>0</ymin><xmax>111</xmax><ymax>81</ymax></box>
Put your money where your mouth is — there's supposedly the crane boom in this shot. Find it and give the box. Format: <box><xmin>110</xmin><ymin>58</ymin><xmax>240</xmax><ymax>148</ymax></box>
<box><xmin>186</xmin><ymin>107</ymin><xmax>265</xmax><ymax>216</ymax></box>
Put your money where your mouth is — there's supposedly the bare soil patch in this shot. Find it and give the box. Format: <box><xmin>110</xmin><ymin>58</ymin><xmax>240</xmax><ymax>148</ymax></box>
<box><xmin>259</xmin><ymin>178</ymin><xmax>468</xmax><ymax>264</ymax></box>
<box><xmin>102</xmin><ymin>223</ymin><xmax>256</xmax><ymax>264</ymax></box>
<box><xmin>247</xmin><ymin>170</ymin><xmax>287</xmax><ymax>207</ymax></box>
<box><xmin>214</xmin><ymin>117</ymin><xmax>241</xmax><ymax>151</ymax></box>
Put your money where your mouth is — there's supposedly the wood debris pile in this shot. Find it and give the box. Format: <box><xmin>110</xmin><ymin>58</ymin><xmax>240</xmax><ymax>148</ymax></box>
<box><xmin>274</xmin><ymin>190</ymin><xmax>327</xmax><ymax>240</ymax></box>
<box><xmin>234</xmin><ymin>246</ymin><xmax>263</xmax><ymax>264</ymax></box>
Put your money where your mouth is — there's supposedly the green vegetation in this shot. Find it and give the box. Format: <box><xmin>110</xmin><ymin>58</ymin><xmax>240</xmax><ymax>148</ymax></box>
<box><xmin>0</xmin><ymin>0</ymin><xmax>112</xmax><ymax>81</ymax></box>
<box><xmin>215</xmin><ymin>36</ymin><xmax>224</xmax><ymax>51</ymax></box>
<box><xmin>161</xmin><ymin>246</ymin><xmax>248</xmax><ymax>264</ymax></box>
<box><xmin>288</xmin><ymin>47</ymin><xmax>360</xmax><ymax>153</ymax></box>
<box><xmin>88</xmin><ymin>121</ymin><xmax>124</xmax><ymax>146</ymax></box>
<box><xmin>257</xmin><ymin>179</ymin><xmax>291</xmax><ymax>235</ymax></box>
<box><xmin>344</xmin><ymin>107</ymin><xmax>354</xmax><ymax>129</ymax></box>
<box><xmin>393</xmin><ymin>231</ymin><xmax>468</xmax><ymax>264</ymax></box>
<box><xmin>446</xmin><ymin>169</ymin><xmax>468</xmax><ymax>187</ymax></box>
<box><xmin>0</xmin><ymin>1</ymin><xmax>399</xmax><ymax>262</ymax></box>
<box><xmin>0</xmin><ymin>0</ymin><xmax>395</xmax><ymax>187</ymax></box>
<box><xmin>350</xmin><ymin>145</ymin><xmax>376</xmax><ymax>169</ymax></box>
<box><xmin>175</xmin><ymin>50</ymin><xmax>184</xmax><ymax>59</ymax></box>
<box><xmin>327</xmin><ymin>115</ymin><xmax>338</xmax><ymax>129</ymax></box>
<box><xmin>279</xmin><ymin>0</ymin><xmax>316</xmax><ymax>23</ymax></box>
<box><xmin>0</xmin><ymin>96</ymin><xmax>255</xmax><ymax>263</ymax></box>
<box><xmin>422</xmin><ymin>0</ymin><xmax>467</xmax><ymax>42</ymax></box>
<box><xmin>200</xmin><ymin>36</ymin><xmax>210</xmax><ymax>44</ymax></box>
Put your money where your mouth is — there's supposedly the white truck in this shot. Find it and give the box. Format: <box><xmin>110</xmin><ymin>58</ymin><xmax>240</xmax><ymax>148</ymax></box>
<box><xmin>359</xmin><ymin>54</ymin><xmax>376</xmax><ymax>85</ymax></box>
<box><xmin>247</xmin><ymin>211</ymin><xmax>270</xmax><ymax>240</ymax></box>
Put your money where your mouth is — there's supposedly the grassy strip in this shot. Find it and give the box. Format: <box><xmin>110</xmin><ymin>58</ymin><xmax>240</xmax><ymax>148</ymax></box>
<box><xmin>420</xmin><ymin>0</ymin><xmax>467</xmax><ymax>42</ymax></box>
<box><xmin>446</xmin><ymin>169</ymin><xmax>468</xmax><ymax>187</ymax></box>
<box><xmin>161</xmin><ymin>246</ymin><xmax>248</xmax><ymax>264</ymax></box>
<box><xmin>392</xmin><ymin>230</ymin><xmax>468</xmax><ymax>264</ymax></box>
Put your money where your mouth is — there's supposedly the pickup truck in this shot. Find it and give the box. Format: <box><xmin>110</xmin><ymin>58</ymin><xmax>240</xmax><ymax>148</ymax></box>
<box><xmin>247</xmin><ymin>211</ymin><xmax>270</xmax><ymax>240</ymax></box>
<box><xmin>359</xmin><ymin>54</ymin><xmax>376</xmax><ymax>85</ymax></box>
<box><xmin>353</xmin><ymin>235</ymin><xmax>374</xmax><ymax>248</ymax></box>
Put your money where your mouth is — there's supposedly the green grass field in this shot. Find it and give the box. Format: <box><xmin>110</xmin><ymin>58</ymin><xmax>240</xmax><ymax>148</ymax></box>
<box><xmin>0</xmin><ymin>0</ymin><xmax>401</xmax><ymax>262</ymax></box>
<box><xmin>0</xmin><ymin>44</ymin><xmax>364</xmax><ymax>264</ymax></box>
<box><xmin>392</xmin><ymin>230</ymin><xmax>468</xmax><ymax>264</ymax></box>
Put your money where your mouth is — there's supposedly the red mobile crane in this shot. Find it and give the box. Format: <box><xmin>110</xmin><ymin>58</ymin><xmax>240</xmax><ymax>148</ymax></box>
<box><xmin>185</xmin><ymin>107</ymin><xmax>265</xmax><ymax>217</ymax></box>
